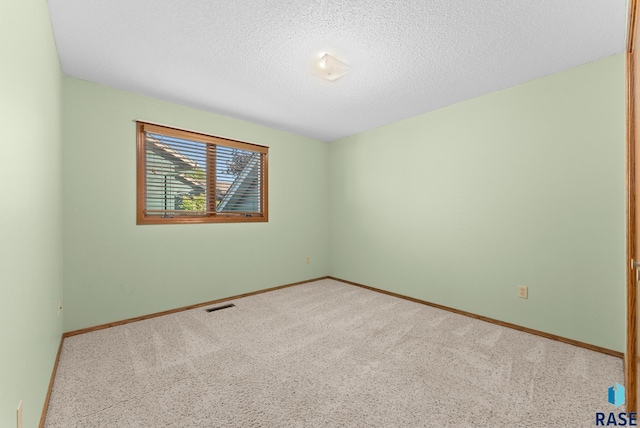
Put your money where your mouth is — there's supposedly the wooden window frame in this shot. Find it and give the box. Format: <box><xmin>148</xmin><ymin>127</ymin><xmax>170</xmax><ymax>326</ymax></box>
<box><xmin>136</xmin><ymin>121</ymin><xmax>269</xmax><ymax>225</ymax></box>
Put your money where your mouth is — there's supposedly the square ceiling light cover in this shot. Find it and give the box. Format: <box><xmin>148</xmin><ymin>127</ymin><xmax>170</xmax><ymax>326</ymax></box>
<box><xmin>311</xmin><ymin>53</ymin><xmax>350</xmax><ymax>82</ymax></box>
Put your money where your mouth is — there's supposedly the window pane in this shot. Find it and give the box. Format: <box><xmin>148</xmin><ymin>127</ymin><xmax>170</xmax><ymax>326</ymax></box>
<box><xmin>215</xmin><ymin>146</ymin><xmax>262</xmax><ymax>213</ymax></box>
<box><xmin>145</xmin><ymin>132</ymin><xmax>207</xmax><ymax>216</ymax></box>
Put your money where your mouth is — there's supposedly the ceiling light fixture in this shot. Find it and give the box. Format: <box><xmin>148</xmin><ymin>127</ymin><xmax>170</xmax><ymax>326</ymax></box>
<box><xmin>311</xmin><ymin>53</ymin><xmax>350</xmax><ymax>82</ymax></box>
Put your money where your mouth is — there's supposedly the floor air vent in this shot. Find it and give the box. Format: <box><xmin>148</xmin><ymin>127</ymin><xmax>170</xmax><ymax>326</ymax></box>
<box><xmin>205</xmin><ymin>303</ymin><xmax>235</xmax><ymax>313</ymax></box>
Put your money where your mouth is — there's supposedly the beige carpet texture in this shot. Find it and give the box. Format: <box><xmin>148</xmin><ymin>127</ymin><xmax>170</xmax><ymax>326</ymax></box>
<box><xmin>44</xmin><ymin>279</ymin><xmax>624</xmax><ymax>427</ymax></box>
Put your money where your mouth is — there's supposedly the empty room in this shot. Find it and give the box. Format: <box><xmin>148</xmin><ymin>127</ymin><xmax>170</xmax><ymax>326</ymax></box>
<box><xmin>2</xmin><ymin>0</ymin><xmax>636</xmax><ymax>427</ymax></box>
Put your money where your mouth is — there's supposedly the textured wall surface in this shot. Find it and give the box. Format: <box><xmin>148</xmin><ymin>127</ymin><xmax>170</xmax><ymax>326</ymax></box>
<box><xmin>48</xmin><ymin>0</ymin><xmax>627</xmax><ymax>142</ymax></box>
<box><xmin>329</xmin><ymin>55</ymin><xmax>626</xmax><ymax>352</ymax></box>
<box><xmin>0</xmin><ymin>1</ymin><xmax>63</xmax><ymax>427</ymax></box>
<box><xmin>62</xmin><ymin>77</ymin><xmax>330</xmax><ymax>332</ymax></box>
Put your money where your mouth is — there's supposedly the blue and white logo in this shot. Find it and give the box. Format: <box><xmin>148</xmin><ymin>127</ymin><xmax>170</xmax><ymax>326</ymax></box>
<box><xmin>596</xmin><ymin>383</ymin><xmax>636</xmax><ymax>426</ymax></box>
<box><xmin>608</xmin><ymin>383</ymin><xmax>626</xmax><ymax>408</ymax></box>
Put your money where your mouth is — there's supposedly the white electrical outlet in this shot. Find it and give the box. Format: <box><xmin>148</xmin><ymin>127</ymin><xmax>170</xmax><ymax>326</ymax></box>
<box><xmin>57</xmin><ymin>300</ymin><xmax>63</xmax><ymax>316</ymax></box>
<box><xmin>518</xmin><ymin>286</ymin><xmax>528</xmax><ymax>299</ymax></box>
<box><xmin>306</xmin><ymin>256</ymin><xmax>310</xmax><ymax>264</ymax></box>
<box><xmin>17</xmin><ymin>400</ymin><xmax>23</xmax><ymax>428</ymax></box>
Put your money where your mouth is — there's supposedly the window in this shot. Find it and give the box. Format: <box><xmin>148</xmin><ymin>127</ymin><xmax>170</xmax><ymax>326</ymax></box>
<box><xmin>136</xmin><ymin>121</ymin><xmax>268</xmax><ymax>224</ymax></box>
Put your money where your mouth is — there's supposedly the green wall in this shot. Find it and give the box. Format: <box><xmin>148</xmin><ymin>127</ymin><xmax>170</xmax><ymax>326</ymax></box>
<box><xmin>329</xmin><ymin>54</ymin><xmax>626</xmax><ymax>352</ymax></box>
<box><xmin>0</xmin><ymin>1</ymin><xmax>63</xmax><ymax>427</ymax></box>
<box><xmin>62</xmin><ymin>77</ymin><xmax>330</xmax><ymax>332</ymax></box>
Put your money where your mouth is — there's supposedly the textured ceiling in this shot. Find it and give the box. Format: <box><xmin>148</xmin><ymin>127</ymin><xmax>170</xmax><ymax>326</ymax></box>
<box><xmin>48</xmin><ymin>0</ymin><xmax>627</xmax><ymax>142</ymax></box>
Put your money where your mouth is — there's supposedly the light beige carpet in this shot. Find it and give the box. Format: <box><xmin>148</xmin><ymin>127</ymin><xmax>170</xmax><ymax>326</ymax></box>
<box><xmin>45</xmin><ymin>279</ymin><xmax>623</xmax><ymax>427</ymax></box>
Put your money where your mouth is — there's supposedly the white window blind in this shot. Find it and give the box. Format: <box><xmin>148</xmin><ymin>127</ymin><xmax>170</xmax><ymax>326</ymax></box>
<box><xmin>137</xmin><ymin>122</ymin><xmax>268</xmax><ymax>224</ymax></box>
